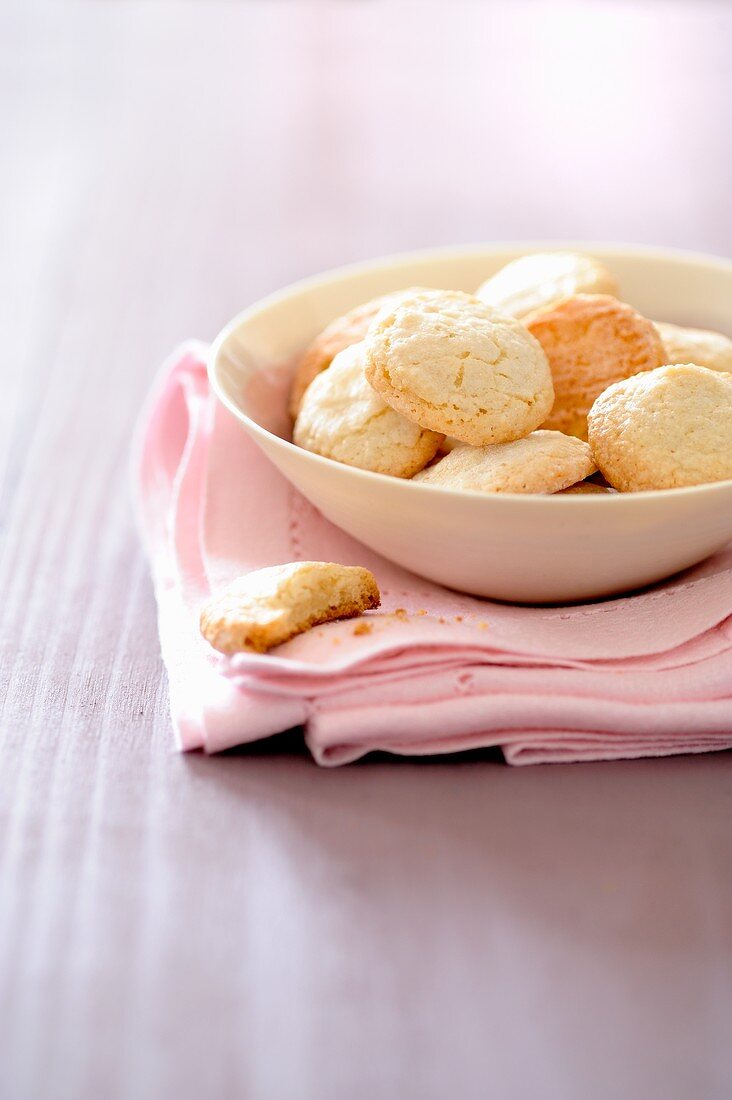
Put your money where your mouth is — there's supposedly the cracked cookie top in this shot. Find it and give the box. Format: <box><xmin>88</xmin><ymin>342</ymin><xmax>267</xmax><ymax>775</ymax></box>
<box><xmin>362</xmin><ymin>288</ymin><xmax>554</xmax><ymax>446</ymax></box>
<box><xmin>413</xmin><ymin>430</ymin><xmax>596</xmax><ymax>494</ymax></box>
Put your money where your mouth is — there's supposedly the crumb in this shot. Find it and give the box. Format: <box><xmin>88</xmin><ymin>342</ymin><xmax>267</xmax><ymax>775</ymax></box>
<box><xmin>438</xmin><ymin>616</ymin><xmax>446</xmax><ymax>623</ymax></box>
<box><xmin>394</xmin><ymin>608</ymin><xmax>408</xmax><ymax>619</ymax></box>
<box><xmin>353</xmin><ymin>621</ymin><xmax>373</xmax><ymax>636</ymax></box>
<box><xmin>477</xmin><ymin>621</ymin><xmax>489</xmax><ymax>630</ymax></box>
<box><xmin>455</xmin><ymin>615</ymin><xmax>463</xmax><ymax>622</ymax></box>
<box><xmin>417</xmin><ymin>609</ymin><xmax>428</xmax><ymax>616</ymax></box>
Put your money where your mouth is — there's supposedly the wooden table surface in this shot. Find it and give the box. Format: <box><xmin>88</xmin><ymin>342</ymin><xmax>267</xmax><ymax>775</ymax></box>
<box><xmin>2</xmin><ymin>2</ymin><xmax>731</xmax><ymax>1097</ymax></box>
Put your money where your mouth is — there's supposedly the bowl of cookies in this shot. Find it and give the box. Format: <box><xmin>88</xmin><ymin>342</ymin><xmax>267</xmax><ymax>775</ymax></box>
<box><xmin>209</xmin><ymin>244</ymin><xmax>732</xmax><ymax>603</ymax></box>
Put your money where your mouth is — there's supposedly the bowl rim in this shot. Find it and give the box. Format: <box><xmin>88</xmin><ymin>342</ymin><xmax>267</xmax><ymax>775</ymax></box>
<box><xmin>208</xmin><ymin>240</ymin><xmax>732</xmax><ymax>505</ymax></box>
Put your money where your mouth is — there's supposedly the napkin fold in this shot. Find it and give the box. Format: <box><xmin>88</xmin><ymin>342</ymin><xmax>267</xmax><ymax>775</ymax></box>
<box><xmin>133</xmin><ymin>344</ymin><xmax>732</xmax><ymax>765</ymax></box>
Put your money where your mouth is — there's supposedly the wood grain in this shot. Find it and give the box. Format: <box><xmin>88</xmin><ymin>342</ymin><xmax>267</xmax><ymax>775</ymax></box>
<box><xmin>1</xmin><ymin>2</ymin><xmax>731</xmax><ymax>1098</ymax></box>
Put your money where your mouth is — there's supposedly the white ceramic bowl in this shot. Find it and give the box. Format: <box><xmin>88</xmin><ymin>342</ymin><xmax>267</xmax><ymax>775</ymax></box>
<box><xmin>209</xmin><ymin>243</ymin><xmax>732</xmax><ymax>603</ymax></box>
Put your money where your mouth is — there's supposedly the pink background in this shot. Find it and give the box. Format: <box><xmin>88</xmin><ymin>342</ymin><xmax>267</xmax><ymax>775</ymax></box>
<box><xmin>2</xmin><ymin>2</ymin><xmax>731</xmax><ymax>1098</ymax></box>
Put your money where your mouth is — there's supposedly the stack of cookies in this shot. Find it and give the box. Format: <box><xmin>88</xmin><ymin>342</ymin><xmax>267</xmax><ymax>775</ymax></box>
<box><xmin>290</xmin><ymin>253</ymin><xmax>732</xmax><ymax>494</ymax></box>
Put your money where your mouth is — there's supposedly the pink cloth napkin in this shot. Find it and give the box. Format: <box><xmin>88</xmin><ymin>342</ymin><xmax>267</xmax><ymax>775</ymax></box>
<box><xmin>133</xmin><ymin>343</ymin><xmax>732</xmax><ymax>765</ymax></box>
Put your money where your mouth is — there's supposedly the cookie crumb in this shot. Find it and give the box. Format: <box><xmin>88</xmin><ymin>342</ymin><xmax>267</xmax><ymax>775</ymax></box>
<box><xmin>417</xmin><ymin>609</ymin><xmax>428</xmax><ymax>616</ymax></box>
<box><xmin>478</xmin><ymin>621</ymin><xmax>489</xmax><ymax>630</ymax></box>
<box><xmin>455</xmin><ymin>615</ymin><xmax>463</xmax><ymax>622</ymax></box>
<box><xmin>394</xmin><ymin>608</ymin><xmax>408</xmax><ymax>619</ymax></box>
<box><xmin>353</xmin><ymin>621</ymin><xmax>373</xmax><ymax>636</ymax></box>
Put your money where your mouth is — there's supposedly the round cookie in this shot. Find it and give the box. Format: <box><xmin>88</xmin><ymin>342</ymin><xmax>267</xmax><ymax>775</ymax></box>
<box><xmin>587</xmin><ymin>364</ymin><xmax>732</xmax><ymax>491</ymax></box>
<box><xmin>288</xmin><ymin>294</ymin><xmax>393</xmax><ymax>419</ymax></box>
<box><xmin>655</xmin><ymin>321</ymin><xmax>732</xmax><ymax>374</ymax></box>
<box><xmin>200</xmin><ymin>562</ymin><xmax>380</xmax><ymax>654</ymax></box>
<box><xmin>412</xmin><ymin>430</ymin><xmax>596</xmax><ymax>494</ymax></box>
<box><xmin>526</xmin><ymin>294</ymin><xmax>666</xmax><ymax>439</ymax></box>
<box><xmin>293</xmin><ymin>342</ymin><xmax>443</xmax><ymax>477</ymax></box>
<box><xmin>476</xmin><ymin>252</ymin><xmax>619</xmax><ymax>319</ymax></box>
<box><xmin>363</xmin><ymin>288</ymin><xmax>554</xmax><ymax>446</ymax></box>
<box><xmin>288</xmin><ymin>290</ymin><xmax>424</xmax><ymax>418</ymax></box>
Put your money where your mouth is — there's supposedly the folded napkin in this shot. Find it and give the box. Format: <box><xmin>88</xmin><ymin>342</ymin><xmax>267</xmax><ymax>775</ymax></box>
<box><xmin>133</xmin><ymin>343</ymin><xmax>732</xmax><ymax>765</ymax></box>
